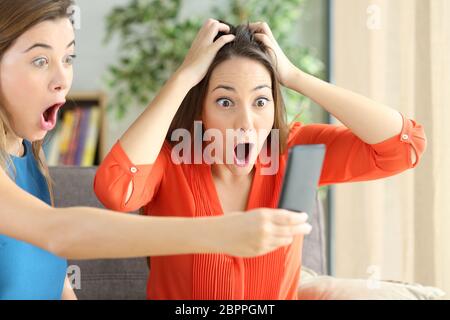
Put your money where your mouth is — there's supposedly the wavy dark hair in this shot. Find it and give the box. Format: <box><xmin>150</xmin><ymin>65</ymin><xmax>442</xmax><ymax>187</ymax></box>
<box><xmin>166</xmin><ymin>22</ymin><xmax>290</xmax><ymax>154</ymax></box>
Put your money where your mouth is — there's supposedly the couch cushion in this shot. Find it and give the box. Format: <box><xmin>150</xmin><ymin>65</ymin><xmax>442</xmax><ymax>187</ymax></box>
<box><xmin>298</xmin><ymin>267</ymin><xmax>446</xmax><ymax>300</ymax></box>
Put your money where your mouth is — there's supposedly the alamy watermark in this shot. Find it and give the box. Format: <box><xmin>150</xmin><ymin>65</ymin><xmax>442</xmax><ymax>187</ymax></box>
<box><xmin>366</xmin><ymin>265</ymin><xmax>382</xmax><ymax>290</ymax></box>
<box><xmin>66</xmin><ymin>264</ymin><xmax>81</xmax><ymax>290</ymax></box>
<box><xmin>366</xmin><ymin>4</ymin><xmax>382</xmax><ymax>30</ymax></box>
<box><xmin>170</xmin><ymin>121</ymin><xmax>280</xmax><ymax>175</ymax></box>
<box><xmin>67</xmin><ymin>5</ymin><xmax>81</xmax><ymax>30</ymax></box>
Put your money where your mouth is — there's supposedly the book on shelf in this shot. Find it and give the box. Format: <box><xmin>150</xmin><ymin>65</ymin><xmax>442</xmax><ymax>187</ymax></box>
<box><xmin>46</xmin><ymin>105</ymin><xmax>101</xmax><ymax>166</ymax></box>
<box><xmin>81</xmin><ymin>107</ymin><xmax>100</xmax><ymax>166</ymax></box>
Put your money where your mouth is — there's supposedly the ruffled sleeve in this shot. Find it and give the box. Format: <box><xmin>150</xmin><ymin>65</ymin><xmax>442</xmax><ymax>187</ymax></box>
<box><xmin>93</xmin><ymin>140</ymin><xmax>170</xmax><ymax>212</ymax></box>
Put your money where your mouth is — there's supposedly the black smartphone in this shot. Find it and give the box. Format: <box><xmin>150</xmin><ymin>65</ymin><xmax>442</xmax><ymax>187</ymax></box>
<box><xmin>278</xmin><ymin>144</ymin><xmax>326</xmax><ymax>214</ymax></box>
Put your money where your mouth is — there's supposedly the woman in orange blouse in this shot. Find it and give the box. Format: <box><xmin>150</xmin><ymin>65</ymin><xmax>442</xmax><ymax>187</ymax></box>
<box><xmin>94</xmin><ymin>20</ymin><xmax>426</xmax><ymax>300</ymax></box>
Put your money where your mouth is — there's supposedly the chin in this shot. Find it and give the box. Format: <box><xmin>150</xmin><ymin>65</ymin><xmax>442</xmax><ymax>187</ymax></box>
<box><xmin>227</xmin><ymin>163</ymin><xmax>255</xmax><ymax>176</ymax></box>
<box><xmin>25</xmin><ymin>129</ymin><xmax>47</xmax><ymax>142</ymax></box>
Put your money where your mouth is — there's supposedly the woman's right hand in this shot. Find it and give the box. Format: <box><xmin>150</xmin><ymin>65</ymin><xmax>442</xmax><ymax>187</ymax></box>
<box><xmin>177</xmin><ymin>19</ymin><xmax>235</xmax><ymax>87</ymax></box>
<box><xmin>214</xmin><ymin>208</ymin><xmax>312</xmax><ymax>257</ymax></box>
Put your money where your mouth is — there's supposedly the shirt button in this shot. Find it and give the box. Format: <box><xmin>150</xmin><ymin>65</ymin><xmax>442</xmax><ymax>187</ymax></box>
<box><xmin>402</xmin><ymin>134</ymin><xmax>409</xmax><ymax>141</ymax></box>
<box><xmin>130</xmin><ymin>166</ymin><xmax>137</xmax><ymax>174</ymax></box>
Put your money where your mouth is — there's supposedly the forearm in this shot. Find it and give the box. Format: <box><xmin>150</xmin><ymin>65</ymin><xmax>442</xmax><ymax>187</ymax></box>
<box><xmin>39</xmin><ymin>207</ymin><xmax>220</xmax><ymax>260</ymax></box>
<box><xmin>119</xmin><ymin>70</ymin><xmax>193</xmax><ymax>165</ymax></box>
<box><xmin>287</xmin><ymin>68</ymin><xmax>403</xmax><ymax>144</ymax></box>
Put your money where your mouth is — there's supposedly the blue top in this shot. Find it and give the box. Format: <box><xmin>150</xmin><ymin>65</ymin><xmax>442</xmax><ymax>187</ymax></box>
<box><xmin>0</xmin><ymin>140</ymin><xmax>67</xmax><ymax>300</ymax></box>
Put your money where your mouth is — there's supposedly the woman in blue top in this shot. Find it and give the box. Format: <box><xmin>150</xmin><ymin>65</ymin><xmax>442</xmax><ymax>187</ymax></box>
<box><xmin>0</xmin><ymin>0</ymin><xmax>310</xmax><ymax>300</ymax></box>
<box><xmin>0</xmin><ymin>140</ymin><xmax>67</xmax><ymax>299</ymax></box>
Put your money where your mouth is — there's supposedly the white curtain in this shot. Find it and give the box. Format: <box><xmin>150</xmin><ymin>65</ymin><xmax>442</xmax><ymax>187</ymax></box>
<box><xmin>332</xmin><ymin>0</ymin><xmax>450</xmax><ymax>298</ymax></box>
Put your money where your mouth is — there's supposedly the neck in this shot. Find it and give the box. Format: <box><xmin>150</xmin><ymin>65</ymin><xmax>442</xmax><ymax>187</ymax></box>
<box><xmin>211</xmin><ymin>163</ymin><xmax>255</xmax><ymax>185</ymax></box>
<box><xmin>5</xmin><ymin>131</ymin><xmax>24</xmax><ymax>157</ymax></box>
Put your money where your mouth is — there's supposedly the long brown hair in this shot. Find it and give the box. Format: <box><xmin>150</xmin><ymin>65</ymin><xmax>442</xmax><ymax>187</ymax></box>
<box><xmin>0</xmin><ymin>0</ymin><xmax>74</xmax><ymax>206</ymax></box>
<box><xmin>167</xmin><ymin>22</ymin><xmax>290</xmax><ymax>154</ymax></box>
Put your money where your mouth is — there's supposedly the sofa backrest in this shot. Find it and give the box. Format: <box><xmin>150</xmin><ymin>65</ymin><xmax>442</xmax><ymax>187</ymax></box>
<box><xmin>50</xmin><ymin>166</ymin><xmax>327</xmax><ymax>300</ymax></box>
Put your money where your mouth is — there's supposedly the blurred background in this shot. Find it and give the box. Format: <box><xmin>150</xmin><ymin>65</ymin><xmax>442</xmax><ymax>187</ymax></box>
<box><xmin>51</xmin><ymin>0</ymin><xmax>449</xmax><ymax>299</ymax></box>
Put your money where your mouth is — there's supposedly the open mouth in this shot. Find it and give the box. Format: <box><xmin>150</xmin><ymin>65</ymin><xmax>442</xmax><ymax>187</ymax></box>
<box><xmin>233</xmin><ymin>142</ymin><xmax>255</xmax><ymax>167</ymax></box>
<box><xmin>41</xmin><ymin>102</ymin><xmax>64</xmax><ymax>131</ymax></box>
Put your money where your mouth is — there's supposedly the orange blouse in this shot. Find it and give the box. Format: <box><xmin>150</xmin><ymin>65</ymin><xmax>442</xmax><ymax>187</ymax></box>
<box><xmin>94</xmin><ymin>114</ymin><xmax>426</xmax><ymax>300</ymax></box>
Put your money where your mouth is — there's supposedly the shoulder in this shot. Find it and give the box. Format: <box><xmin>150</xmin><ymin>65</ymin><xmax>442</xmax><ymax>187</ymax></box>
<box><xmin>286</xmin><ymin>122</ymin><xmax>305</xmax><ymax>147</ymax></box>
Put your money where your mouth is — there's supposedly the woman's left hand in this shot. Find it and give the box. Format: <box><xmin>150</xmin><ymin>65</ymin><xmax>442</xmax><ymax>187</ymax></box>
<box><xmin>249</xmin><ymin>22</ymin><xmax>298</xmax><ymax>88</ymax></box>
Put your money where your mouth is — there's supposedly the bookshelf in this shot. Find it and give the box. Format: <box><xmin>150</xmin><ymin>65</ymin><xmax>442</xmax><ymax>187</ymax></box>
<box><xmin>46</xmin><ymin>91</ymin><xmax>107</xmax><ymax>166</ymax></box>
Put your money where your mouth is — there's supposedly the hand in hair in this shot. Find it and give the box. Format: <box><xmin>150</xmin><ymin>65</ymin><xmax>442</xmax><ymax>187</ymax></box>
<box><xmin>178</xmin><ymin>19</ymin><xmax>236</xmax><ymax>86</ymax></box>
<box><xmin>249</xmin><ymin>22</ymin><xmax>297</xmax><ymax>88</ymax></box>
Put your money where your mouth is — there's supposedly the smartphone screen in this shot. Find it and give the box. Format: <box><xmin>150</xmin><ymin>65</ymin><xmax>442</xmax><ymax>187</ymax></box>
<box><xmin>278</xmin><ymin>144</ymin><xmax>326</xmax><ymax>214</ymax></box>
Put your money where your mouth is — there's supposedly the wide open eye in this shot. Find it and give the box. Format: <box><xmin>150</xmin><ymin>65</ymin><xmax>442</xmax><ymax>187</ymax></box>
<box><xmin>64</xmin><ymin>54</ymin><xmax>77</xmax><ymax>66</ymax></box>
<box><xmin>32</xmin><ymin>57</ymin><xmax>49</xmax><ymax>68</ymax></box>
<box><xmin>255</xmin><ymin>97</ymin><xmax>270</xmax><ymax>108</ymax></box>
<box><xmin>216</xmin><ymin>98</ymin><xmax>234</xmax><ymax>108</ymax></box>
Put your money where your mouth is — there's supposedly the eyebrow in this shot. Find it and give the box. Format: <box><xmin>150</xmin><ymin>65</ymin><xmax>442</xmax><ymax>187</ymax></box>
<box><xmin>23</xmin><ymin>40</ymin><xmax>76</xmax><ymax>53</ymax></box>
<box><xmin>212</xmin><ymin>84</ymin><xmax>272</xmax><ymax>92</ymax></box>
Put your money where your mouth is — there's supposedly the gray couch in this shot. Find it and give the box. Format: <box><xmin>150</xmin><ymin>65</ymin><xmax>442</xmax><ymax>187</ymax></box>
<box><xmin>50</xmin><ymin>166</ymin><xmax>327</xmax><ymax>300</ymax></box>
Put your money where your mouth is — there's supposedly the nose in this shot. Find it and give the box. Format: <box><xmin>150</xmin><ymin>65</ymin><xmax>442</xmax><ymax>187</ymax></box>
<box><xmin>236</xmin><ymin>106</ymin><xmax>254</xmax><ymax>133</ymax></box>
<box><xmin>49</xmin><ymin>63</ymin><xmax>70</xmax><ymax>93</ymax></box>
